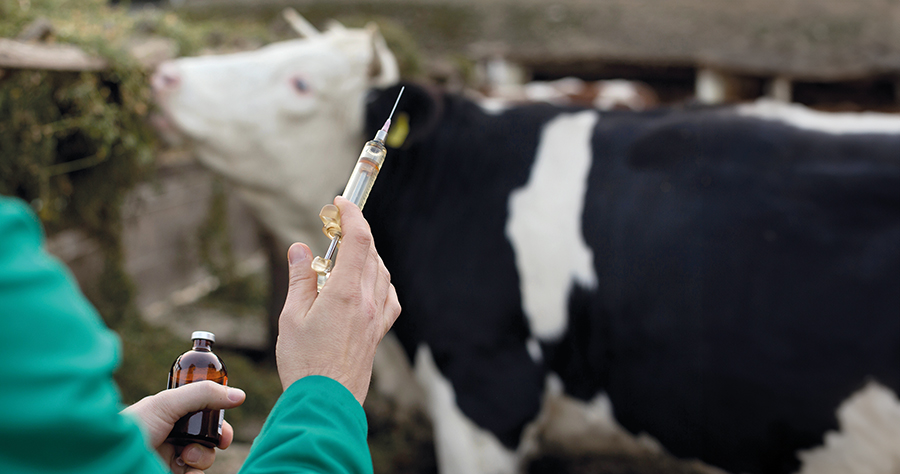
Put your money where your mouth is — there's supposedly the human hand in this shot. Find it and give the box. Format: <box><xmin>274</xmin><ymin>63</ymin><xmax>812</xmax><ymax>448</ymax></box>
<box><xmin>122</xmin><ymin>381</ymin><xmax>246</xmax><ymax>473</ymax></box>
<box><xmin>276</xmin><ymin>196</ymin><xmax>402</xmax><ymax>405</ymax></box>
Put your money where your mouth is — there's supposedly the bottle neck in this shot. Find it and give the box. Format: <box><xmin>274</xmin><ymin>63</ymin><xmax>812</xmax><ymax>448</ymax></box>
<box><xmin>192</xmin><ymin>339</ymin><xmax>213</xmax><ymax>351</ymax></box>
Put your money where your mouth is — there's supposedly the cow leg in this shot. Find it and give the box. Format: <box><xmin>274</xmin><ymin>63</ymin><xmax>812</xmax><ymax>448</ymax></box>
<box><xmin>414</xmin><ymin>345</ymin><xmax>519</xmax><ymax>474</ymax></box>
<box><xmin>522</xmin><ymin>375</ymin><xmax>664</xmax><ymax>458</ymax></box>
<box><xmin>520</xmin><ymin>374</ymin><xmax>734</xmax><ymax>474</ymax></box>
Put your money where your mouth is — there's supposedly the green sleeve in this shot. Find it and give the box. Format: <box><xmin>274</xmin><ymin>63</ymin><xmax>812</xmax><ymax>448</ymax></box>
<box><xmin>0</xmin><ymin>196</ymin><xmax>168</xmax><ymax>474</ymax></box>
<box><xmin>239</xmin><ymin>376</ymin><xmax>373</xmax><ymax>474</ymax></box>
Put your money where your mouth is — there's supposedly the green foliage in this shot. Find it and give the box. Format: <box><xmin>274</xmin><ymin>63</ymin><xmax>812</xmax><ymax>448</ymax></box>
<box><xmin>115</xmin><ymin>319</ymin><xmax>187</xmax><ymax>404</ymax></box>
<box><xmin>1</xmin><ymin>0</ymin><xmax>158</xmax><ymax>329</ymax></box>
<box><xmin>0</xmin><ymin>67</ymin><xmax>154</xmax><ymax>232</ymax></box>
<box><xmin>0</xmin><ymin>0</ymin><xmax>277</xmax><ymax>330</ymax></box>
<box><xmin>0</xmin><ymin>0</ymin><xmax>274</xmax><ymax>56</ymax></box>
<box><xmin>94</xmin><ymin>243</ymin><xmax>140</xmax><ymax>329</ymax></box>
<box><xmin>197</xmin><ymin>179</ymin><xmax>237</xmax><ymax>285</ymax></box>
<box><xmin>2</xmin><ymin>0</ymin><xmax>134</xmax><ymax>40</ymax></box>
<box><xmin>196</xmin><ymin>178</ymin><xmax>271</xmax><ymax>311</ymax></box>
<box><xmin>151</xmin><ymin>11</ymin><xmax>281</xmax><ymax>57</ymax></box>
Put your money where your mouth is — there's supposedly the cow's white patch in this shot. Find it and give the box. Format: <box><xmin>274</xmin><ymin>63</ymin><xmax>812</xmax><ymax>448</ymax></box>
<box><xmin>525</xmin><ymin>337</ymin><xmax>543</xmax><ymax>363</ymax></box>
<box><xmin>506</xmin><ymin>110</ymin><xmax>599</xmax><ymax>341</ymax></box>
<box><xmin>477</xmin><ymin>98</ymin><xmax>513</xmax><ymax>115</ymax></box>
<box><xmin>414</xmin><ymin>345</ymin><xmax>518</xmax><ymax>474</ymax></box>
<box><xmin>737</xmin><ymin>100</ymin><xmax>900</xmax><ymax>135</ymax></box>
<box><xmin>797</xmin><ymin>381</ymin><xmax>900</xmax><ymax>474</ymax></box>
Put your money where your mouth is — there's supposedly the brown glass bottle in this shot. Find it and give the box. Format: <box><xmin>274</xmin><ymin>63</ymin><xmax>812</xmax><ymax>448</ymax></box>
<box><xmin>166</xmin><ymin>331</ymin><xmax>228</xmax><ymax>448</ymax></box>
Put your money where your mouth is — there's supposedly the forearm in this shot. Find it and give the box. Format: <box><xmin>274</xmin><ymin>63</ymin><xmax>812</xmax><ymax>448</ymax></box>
<box><xmin>239</xmin><ymin>376</ymin><xmax>372</xmax><ymax>474</ymax></box>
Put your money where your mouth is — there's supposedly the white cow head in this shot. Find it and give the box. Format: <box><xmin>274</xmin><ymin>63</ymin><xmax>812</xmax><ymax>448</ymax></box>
<box><xmin>152</xmin><ymin>11</ymin><xmax>399</xmax><ymax>251</ymax></box>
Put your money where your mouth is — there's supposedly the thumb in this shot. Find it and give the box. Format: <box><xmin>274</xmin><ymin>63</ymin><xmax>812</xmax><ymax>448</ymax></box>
<box><xmin>282</xmin><ymin>242</ymin><xmax>319</xmax><ymax>320</ymax></box>
<box><xmin>123</xmin><ymin>381</ymin><xmax>245</xmax><ymax>448</ymax></box>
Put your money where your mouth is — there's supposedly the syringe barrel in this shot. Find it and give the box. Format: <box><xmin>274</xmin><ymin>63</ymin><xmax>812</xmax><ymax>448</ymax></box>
<box><xmin>342</xmin><ymin>139</ymin><xmax>386</xmax><ymax>211</ymax></box>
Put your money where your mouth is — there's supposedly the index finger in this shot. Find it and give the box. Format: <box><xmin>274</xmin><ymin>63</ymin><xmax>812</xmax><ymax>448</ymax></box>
<box><xmin>331</xmin><ymin>196</ymin><xmax>374</xmax><ymax>279</ymax></box>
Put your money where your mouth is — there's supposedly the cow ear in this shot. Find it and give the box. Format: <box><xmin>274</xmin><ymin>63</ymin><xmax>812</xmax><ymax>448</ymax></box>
<box><xmin>367</xmin><ymin>83</ymin><xmax>441</xmax><ymax>149</ymax></box>
<box><xmin>367</xmin><ymin>23</ymin><xmax>399</xmax><ymax>87</ymax></box>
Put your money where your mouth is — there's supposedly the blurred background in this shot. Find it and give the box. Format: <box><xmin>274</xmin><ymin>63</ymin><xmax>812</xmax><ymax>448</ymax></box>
<box><xmin>2</xmin><ymin>0</ymin><xmax>899</xmax><ymax>473</ymax></box>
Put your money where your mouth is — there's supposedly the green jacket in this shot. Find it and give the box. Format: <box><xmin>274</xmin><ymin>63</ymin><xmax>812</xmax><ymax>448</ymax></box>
<box><xmin>0</xmin><ymin>196</ymin><xmax>372</xmax><ymax>474</ymax></box>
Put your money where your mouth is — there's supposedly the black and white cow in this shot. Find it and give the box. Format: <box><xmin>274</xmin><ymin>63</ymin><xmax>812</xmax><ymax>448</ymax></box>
<box><xmin>362</xmin><ymin>83</ymin><xmax>900</xmax><ymax>474</ymax></box>
<box><xmin>152</xmin><ymin>18</ymin><xmax>900</xmax><ymax>470</ymax></box>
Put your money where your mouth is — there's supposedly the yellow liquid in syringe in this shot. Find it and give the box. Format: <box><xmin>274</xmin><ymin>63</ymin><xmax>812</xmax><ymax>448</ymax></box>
<box><xmin>342</xmin><ymin>141</ymin><xmax>386</xmax><ymax>210</ymax></box>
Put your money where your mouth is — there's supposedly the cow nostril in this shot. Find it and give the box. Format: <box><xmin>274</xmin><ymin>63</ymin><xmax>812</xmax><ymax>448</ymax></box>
<box><xmin>152</xmin><ymin>62</ymin><xmax>181</xmax><ymax>92</ymax></box>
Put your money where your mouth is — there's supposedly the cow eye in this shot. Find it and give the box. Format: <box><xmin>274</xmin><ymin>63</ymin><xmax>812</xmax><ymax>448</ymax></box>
<box><xmin>292</xmin><ymin>77</ymin><xmax>311</xmax><ymax>94</ymax></box>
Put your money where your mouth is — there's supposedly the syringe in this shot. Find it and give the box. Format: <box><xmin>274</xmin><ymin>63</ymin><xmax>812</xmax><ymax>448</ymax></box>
<box><xmin>312</xmin><ymin>86</ymin><xmax>404</xmax><ymax>290</ymax></box>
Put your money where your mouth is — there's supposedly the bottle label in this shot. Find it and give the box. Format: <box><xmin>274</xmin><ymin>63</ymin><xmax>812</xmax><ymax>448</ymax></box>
<box><xmin>218</xmin><ymin>409</ymin><xmax>225</xmax><ymax>435</ymax></box>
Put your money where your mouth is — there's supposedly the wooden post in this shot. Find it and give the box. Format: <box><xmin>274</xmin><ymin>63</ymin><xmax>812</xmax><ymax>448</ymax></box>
<box><xmin>766</xmin><ymin>76</ymin><xmax>793</xmax><ymax>103</ymax></box>
<box><xmin>696</xmin><ymin>67</ymin><xmax>739</xmax><ymax>104</ymax></box>
<box><xmin>0</xmin><ymin>38</ymin><xmax>107</xmax><ymax>71</ymax></box>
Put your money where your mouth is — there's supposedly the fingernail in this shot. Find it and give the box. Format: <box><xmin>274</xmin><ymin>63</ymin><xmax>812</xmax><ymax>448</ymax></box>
<box><xmin>227</xmin><ymin>387</ymin><xmax>245</xmax><ymax>403</ymax></box>
<box><xmin>288</xmin><ymin>243</ymin><xmax>310</xmax><ymax>266</ymax></box>
<box><xmin>335</xmin><ymin>196</ymin><xmax>355</xmax><ymax>209</ymax></box>
<box><xmin>175</xmin><ymin>456</ymin><xmax>185</xmax><ymax>467</ymax></box>
<box><xmin>183</xmin><ymin>447</ymin><xmax>201</xmax><ymax>464</ymax></box>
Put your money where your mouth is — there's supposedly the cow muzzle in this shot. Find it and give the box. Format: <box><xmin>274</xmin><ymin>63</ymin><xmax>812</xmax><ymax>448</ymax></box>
<box><xmin>151</xmin><ymin>61</ymin><xmax>181</xmax><ymax>99</ymax></box>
